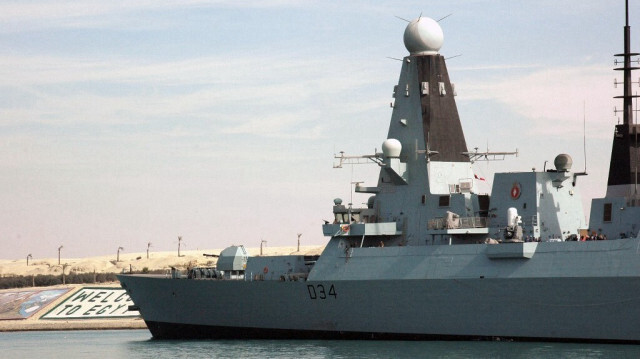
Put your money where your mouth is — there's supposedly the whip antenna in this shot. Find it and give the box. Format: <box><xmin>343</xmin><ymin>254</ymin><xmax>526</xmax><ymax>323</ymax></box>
<box><xmin>437</xmin><ymin>14</ymin><xmax>452</xmax><ymax>22</ymax></box>
<box><xmin>583</xmin><ymin>100</ymin><xmax>587</xmax><ymax>173</ymax></box>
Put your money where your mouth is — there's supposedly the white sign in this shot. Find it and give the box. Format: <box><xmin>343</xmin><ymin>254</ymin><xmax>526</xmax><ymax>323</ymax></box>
<box><xmin>42</xmin><ymin>287</ymin><xmax>140</xmax><ymax>319</ymax></box>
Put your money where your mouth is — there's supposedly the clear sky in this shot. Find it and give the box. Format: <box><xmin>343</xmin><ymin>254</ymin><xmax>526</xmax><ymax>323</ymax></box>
<box><xmin>0</xmin><ymin>0</ymin><xmax>637</xmax><ymax>259</ymax></box>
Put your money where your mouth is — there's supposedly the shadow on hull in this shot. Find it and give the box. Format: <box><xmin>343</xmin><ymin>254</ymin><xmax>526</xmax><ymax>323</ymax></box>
<box><xmin>144</xmin><ymin>321</ymin><xmax>640</xmax><ymax>344</ymax></box>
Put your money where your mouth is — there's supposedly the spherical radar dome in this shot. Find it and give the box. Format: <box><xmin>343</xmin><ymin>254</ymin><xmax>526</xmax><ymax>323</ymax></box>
<box><xmin>554</xmin><ymin>154</ymin><xmax>573</xmax><ymax>172</ymax></box>
<box><xmin>382</xmin><ymin>138</ymin><xmax>402</xmax><ymax>158</ymax></box>
<box><xmin>403</xmin><ymin>16</ymin><xmax>444</xmax><ymax>55</ymax></box>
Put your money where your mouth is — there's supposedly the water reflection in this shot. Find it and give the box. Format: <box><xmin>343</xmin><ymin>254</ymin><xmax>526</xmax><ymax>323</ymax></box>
<box><xmin>2</xmin><ymin>330</ymin><xmax>639</xmax><ymax>359</ymax></box>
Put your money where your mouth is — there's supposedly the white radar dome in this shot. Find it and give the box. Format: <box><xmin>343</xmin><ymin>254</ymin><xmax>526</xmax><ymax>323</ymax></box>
<box><xmin>403</xmin><ymin>16</ymin><xmax>444</xmax><ymax>55</ymax></box>
<box><xmin>554</xmin><ymin>154</ymin><xmax>573</xmax><ymax>172</ymax></box>
<box><xmin>382</xmin><ymin>138</ymin><xmax>402</xmax><ymax>158</ymax></box>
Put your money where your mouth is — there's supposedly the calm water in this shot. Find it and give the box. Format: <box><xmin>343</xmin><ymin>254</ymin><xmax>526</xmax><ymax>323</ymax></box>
<box><xmin>2</xmin><ymin>330</ymin><xmax>640</xmax><ymax>359</ymax></box>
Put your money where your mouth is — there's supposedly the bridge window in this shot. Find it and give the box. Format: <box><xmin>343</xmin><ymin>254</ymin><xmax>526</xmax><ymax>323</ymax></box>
<box><xmin>603</xmin><ymin>203</ymin><xmax>612</xmax><ymax>222</ymax></box>
<box><xmin>439</xmin><ymin>195</ymin><xmax>450</xmax><ymax>207</ymax></box>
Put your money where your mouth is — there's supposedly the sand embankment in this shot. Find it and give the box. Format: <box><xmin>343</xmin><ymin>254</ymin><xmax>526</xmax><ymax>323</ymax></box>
<box><xmin>0</xmin><ymin>245</ymin><xmax>324</xmax><ymax>277</ymax></box>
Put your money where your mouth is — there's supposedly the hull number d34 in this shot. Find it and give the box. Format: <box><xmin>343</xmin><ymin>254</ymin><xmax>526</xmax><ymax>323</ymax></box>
<box><xmin>307</xmin><ymin>284</ymin><xmax>337</xmax><ymax>299</ymax></box>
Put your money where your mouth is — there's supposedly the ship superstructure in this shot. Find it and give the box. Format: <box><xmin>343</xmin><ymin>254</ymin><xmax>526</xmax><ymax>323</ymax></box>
<box><xmin>118</xmin><ymin>3</ymin><xmax>640</xmax><ymax>343</ymax></box>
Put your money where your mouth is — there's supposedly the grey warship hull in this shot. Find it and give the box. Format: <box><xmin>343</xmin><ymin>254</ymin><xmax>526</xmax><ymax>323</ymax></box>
<box><xmin>118</xmin><ymin>4</ymin><xmax>640</xmax><ymax>343</ymax></box>
<box><xmin>118</xmin><ymin>239</ymin><xmax>640</xmax><ymax>342</ymax></box>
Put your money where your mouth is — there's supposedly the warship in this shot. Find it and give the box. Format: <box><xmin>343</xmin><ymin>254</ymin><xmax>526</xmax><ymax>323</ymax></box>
<box><xmin>118</xmin><ymin>3</ymin><xmax>640</xmax><ymax>343</ymax></box>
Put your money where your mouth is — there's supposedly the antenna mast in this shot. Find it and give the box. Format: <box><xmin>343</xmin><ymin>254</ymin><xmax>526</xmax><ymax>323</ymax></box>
<box><xmin>616</xmin><ymin>0</ymin><xmax>636</xmax><ymax>127</ymax></box>
<box><xmin>609</xmin><ymin>0</ymin><xmax>640</xmax><ymax>193</ymax></box>
<box><xmin>583</xmin><ymin>101</ymin><xmax>587</xmax><ymax>174</ymax></box>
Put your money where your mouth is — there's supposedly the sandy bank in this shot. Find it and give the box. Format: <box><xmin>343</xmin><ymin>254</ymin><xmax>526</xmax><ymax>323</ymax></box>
<box><xmin>0</xmin><ymin>245</ymin><xmax>324</xmax><ymax>277</ymax></box>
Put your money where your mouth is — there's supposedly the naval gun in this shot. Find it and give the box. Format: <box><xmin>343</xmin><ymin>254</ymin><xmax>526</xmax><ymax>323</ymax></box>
<box><xmin>503</xmin><ymin>207</ymin><xmax>523</xmax><ymax>242</ymax></box>
<box><xmin>216</xmin><ymin>245</ymin><xmax>248</xmax><ymax>279</ymax></box>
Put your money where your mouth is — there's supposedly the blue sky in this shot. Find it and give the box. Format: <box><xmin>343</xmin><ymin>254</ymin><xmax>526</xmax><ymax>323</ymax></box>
<box><xmin>0</xmin><ymin>0</ymin><xmax>637</xmax><ymax>259</ymax></box>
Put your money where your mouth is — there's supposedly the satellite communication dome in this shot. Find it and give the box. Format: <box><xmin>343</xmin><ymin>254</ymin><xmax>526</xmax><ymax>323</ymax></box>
<box><xmin>403</xmin><ymin>16</ymin><xmax>444</xmax><ymax>55</ymax></box>
<box><xmin>382</xmin><ymin>138</ymin><xmax>402</xmax><ymax>158</ymax></box>
<box><xmin>367</xmin><ymin>195</ymin><xmax>376</xmax><ymax>209</ymax></box>
<box><xmin>554</xmin><ymin>154</ymin><xmax>573</xmax><ymax>172</ymax></box>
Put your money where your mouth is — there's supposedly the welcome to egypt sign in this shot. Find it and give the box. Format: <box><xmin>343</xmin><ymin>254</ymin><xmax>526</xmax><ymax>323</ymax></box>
<box><xmin>42</xmin><ymin>287</ymin><xmax>140</xmax><ymax>319</ymax></box>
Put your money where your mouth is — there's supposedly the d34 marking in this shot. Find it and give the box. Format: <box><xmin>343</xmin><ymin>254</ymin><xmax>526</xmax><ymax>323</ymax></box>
<box><xmin>307</xmin><ymin>284</ymin><xmax>337</xmax><ymax>299</ymax></box>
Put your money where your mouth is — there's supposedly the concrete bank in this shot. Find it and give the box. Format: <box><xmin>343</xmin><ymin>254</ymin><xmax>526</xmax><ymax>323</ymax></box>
<box><xmin>0</xmin><ymin>318</ymin><xmax>147</xmax><ymax>332</ymax></box>
<box><xmin>0</xmin><ymin>283</ymin><xmax>148</xmax><ymax>332</ymax></box>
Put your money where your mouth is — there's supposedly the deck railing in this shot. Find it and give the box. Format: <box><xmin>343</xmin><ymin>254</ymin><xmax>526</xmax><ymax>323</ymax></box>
<box><xmin>428</xmin><ymin>216</ymin><xmax>488</xmax><ymax>230</ymax></box>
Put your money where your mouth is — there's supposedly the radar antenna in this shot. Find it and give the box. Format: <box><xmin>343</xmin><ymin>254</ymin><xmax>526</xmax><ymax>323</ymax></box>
<box><xmin>414</xmin><ymin>132</ymin><xmax>439</xmax><ymax>162</ymax></box>
<box><xmin>333</xmin><ymin>150</ymin><xmax>384</xmax><ymax>168</ymax></box>
<box><xmin>462</xmin><ymin>147</ymin><xmax>518</xmax><ymax>164</ymax></box>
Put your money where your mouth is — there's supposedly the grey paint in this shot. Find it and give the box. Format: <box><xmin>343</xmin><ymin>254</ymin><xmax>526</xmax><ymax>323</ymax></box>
<box><xmin>118</xmin><ymin>12</ymin><xmax>640</xmax><ymax>342</ymax></box>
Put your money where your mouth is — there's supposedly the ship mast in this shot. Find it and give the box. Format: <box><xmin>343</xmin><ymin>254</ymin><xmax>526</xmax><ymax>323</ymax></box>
<box><xmin>619</xmin><ymin>0</ymin><xmax>634</xmax><ymax>126</ymax></box>
<box><xmin>608</xmin><ymin>0</ymin><xmax>640</xmax><ymax>197</ymax></box>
